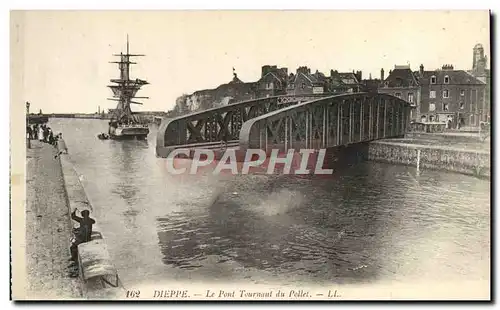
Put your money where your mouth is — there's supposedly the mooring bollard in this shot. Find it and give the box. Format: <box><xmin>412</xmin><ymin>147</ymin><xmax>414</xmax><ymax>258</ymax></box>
<box><xmin>416</xmin><ymin>149</ymin><xmax>421</xmax><ymax>175</ymax></box>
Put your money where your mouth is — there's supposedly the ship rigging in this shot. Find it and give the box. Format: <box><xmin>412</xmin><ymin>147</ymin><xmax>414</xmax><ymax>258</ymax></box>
<box><xmin>100</xmin><ymin>36</ymin><xmax>150</xmax><ymax>140</ymax></box>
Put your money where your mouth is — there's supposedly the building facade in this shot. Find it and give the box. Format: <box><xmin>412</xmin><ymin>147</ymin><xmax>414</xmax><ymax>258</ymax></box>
<box><xmin>378</xmin><ymin>65</ymin><xmax>420</xmax><ymax>121</ymax></box>
<box><xmin>417</xmin><ymin>64</ymin><xmax>486</xmax><ymax>127</ymax></box>
<box><xmin>256</xmin><ymin>65</ymin><xmax>288</xmax><ymax>97</ymax></box>
<box><xmin>287</xmin><ymin>67</ymin><xmax>328</xmax><ymax>95</ymax></box>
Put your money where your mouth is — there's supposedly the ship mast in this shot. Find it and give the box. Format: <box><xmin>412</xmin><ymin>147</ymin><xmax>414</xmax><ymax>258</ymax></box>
<box><xmin>107</xmin><ymin>35</ymin><xmax>149</xmax><ymax>122</ymax></box>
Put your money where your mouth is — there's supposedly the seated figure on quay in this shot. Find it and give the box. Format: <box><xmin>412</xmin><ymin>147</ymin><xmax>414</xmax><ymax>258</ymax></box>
<box><xmin>69</xmin><ymin>209</ymin><xmax>96</xmax><ymax>264</ymax></box>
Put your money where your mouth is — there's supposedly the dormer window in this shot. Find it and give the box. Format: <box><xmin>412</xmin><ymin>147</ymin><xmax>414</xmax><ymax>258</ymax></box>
<box><xmin>444</xmin><ymin>75</ymin><xmax>450</xmax><ymax>84</ymax></box>
<box><xmin>430</xmin><ymin>76</ymin><xmax>436</xmax><ymax>84</ymax></box>
<box><xmin>384</xmin><ymin>81</ymin><xmax>389</xmax><ymax>87</ymax></box>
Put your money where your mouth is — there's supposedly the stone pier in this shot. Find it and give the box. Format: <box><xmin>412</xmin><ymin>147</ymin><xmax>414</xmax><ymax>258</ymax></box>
<box><xmin>25</xmin><ymin>141</ymin><xmax>83</xmax><ymax>299</ymax></box>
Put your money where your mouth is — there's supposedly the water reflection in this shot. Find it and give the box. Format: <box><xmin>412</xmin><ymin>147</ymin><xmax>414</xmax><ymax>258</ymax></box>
<box><xmin>155</xmin><ymin>165</ymin><xmax>398</xmax><ymax>283</ymax></box>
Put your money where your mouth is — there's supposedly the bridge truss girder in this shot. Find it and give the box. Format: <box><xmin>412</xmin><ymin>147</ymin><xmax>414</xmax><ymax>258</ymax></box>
<box><xmin>156</xmin><ymin>94</ymin><xmax>328</xmax><ymax>157</ymax></box>
<box><xmin>239</xmin><ymin>93</ymin><xmax>411</xmax><ymax>153</ymax></box>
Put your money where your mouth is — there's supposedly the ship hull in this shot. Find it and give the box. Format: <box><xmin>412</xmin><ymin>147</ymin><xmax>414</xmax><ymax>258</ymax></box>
<box><xmin>109</xmin><ymin>126</ymin><xmax>149</xmax><ymax>140</ymax></box>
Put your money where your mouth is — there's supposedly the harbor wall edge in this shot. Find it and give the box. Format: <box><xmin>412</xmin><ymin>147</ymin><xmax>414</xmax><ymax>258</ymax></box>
<box><xmin>57</xmin><ymin>146</ymin><xmax>124</xmax><ymax>298</ymax></box>
<box><xmin>368</xmin><ymin>141</ymin><xmax>490</xmax><ymax>179</ymax></box>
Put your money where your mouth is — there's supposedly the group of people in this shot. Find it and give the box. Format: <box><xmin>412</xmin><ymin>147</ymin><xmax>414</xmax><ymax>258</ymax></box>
<box><xmin>26</xmin><ymin>123</ymin><xmax>62</xmax><ymax>146</ymax></box>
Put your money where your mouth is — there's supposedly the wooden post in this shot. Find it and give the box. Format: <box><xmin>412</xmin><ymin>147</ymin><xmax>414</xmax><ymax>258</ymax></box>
<box><xmin>321</xmin><ymin>105</ymin><xmax>328</xmax><ymax>147</ymax></box>
<box><xmin>369</xmin><ymin>99</ymin><xmax>373</xmax><ymax>140</ymax></box>
<box><xmin>338</xmin><ymin>102</ymin><xmax>342</xmax><ymax>145</ymax></box>
<box><xmin>383</xmin><ymin>99</ymin><xmax>387</xmax><ymax>138</ymax></box>
<box><xmin>349</xmin><ymin>101</ymin><xmax>353</xmax><ymax>143</ymax></box>
<box><xmin>416</xmin><ymin>149</ymin><xmax>421</xmax><ymax>175</ymax></box>
<box><xmin>376</xmin><ymin>98</ymin><xmax>380</xmax><ymax>139</ymax></box>
<box><xmin>285</xmin><ymin>117</ymin><xmax>288</xmax><ymax>152</ymax></box>
<box><xmin>360</xmin><ymin>99</ymin><xmax>364</xmax><ymax>141</ymax></box>
<box><xmin>26</xmin><ymin>102</ymin><xmax>31</xmax><ymax>149</ymax></box>
<box><xmin>305</xmin><ymin>110</ymin><xmax>309</xmax><ymax>149</ymax></box>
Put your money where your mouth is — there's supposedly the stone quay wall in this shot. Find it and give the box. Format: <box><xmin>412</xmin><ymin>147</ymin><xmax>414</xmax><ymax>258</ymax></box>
<box><xmin>57</xmin><ymin>140</ymin><xmax>124</xmax><ymax>299</ymax></box>
<box><xmin>368</xmin><ymin>140</ymin><xmax>490</xmax><ymax>179</ymax></box>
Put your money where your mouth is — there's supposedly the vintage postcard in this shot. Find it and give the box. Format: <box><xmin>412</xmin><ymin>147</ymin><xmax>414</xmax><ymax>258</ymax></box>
<box><xmin>10</xmin><ymin>10</ymin><xmax>491</xmax><ymax>301</ymax></box>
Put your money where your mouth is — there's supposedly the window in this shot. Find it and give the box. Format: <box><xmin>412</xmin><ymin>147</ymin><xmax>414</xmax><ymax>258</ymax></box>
<box><xmin>384</xmin><ymin>81</ymin><xmax>389</xmax><ymax>87</ymax></box>
<box><xmin>429</xmin><ymin>103</ymin><xmax>436</xmax><ymax>112</ymax></box>
<box><xmin>430</xmin><ymin>90</ymin><xmax>436</xmax><ymax>98</ymax></box>
<box><xmin>430</xmin><ymin>76</ymin><xmax>436</xmax><ymax>84</ymax></box>
<box><xmin>266</xmin><ymin>82</ymin><xmax>274</xmax><ymax>90</ymax></box>
<box><xmin>459</xmin><ymin>102</ymin><xmax>465</xmax><ymax>110</ymax></box>
<box><xmin>443</xmin><ymin>103</ymin><xmax>449</xmax><ymax>111</ymax></box>
<box><xmin>395</xmin><ymin>92</ymin><xmax>402</xmax><ymax>98</ymax></box>
<box><xmin>442</xmin><ymin>89</ymin><xmax>449</xmax><ymax>98</ymax></box>
<box><xmin>301</xmin><ymin>83</ymin><xmax>306</xmax><ymax>90</ymax></box>
<box><xmin>460</xmin><ymin>89</ymin><xmax>465</xmax><ymax>96</ymax></box>
<box><xmin>289</xmin><ymin>83</ymin><xmax>294</xmax><ymax>89</ymax></box>
<box><xmin>444</xmin><ymin>75</ymin><xmax>450</xmax><ymax>84</ymax></box>
<box><xmin>408</xmin><ymin>93</ymin><xmax>414</xmax><ymax>103</ymax></box>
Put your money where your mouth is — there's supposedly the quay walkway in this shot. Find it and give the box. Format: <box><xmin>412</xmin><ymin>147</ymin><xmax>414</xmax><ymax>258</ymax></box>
<box><xmin>25</xmin><ymin>141</ymin><xmax>82</xmax><ymax>299</ymax></box>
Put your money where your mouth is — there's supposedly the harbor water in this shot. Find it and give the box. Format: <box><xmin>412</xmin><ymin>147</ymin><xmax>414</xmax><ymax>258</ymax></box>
<box><xmin>49</xmin><ymin>118</ymin><xmax>490</xmax><ymax>289</ymax></box>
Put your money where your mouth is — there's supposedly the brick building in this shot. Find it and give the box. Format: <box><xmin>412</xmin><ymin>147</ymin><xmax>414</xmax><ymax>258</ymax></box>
<box><xmin>416</xmin><ymin>64</ymin><xmax>486</xmax><ymax>126</ymax></box>
<box><xmin>378</xmin><ymin>65</ymin><xmax>420</xmax><ymax>121</ymax></box>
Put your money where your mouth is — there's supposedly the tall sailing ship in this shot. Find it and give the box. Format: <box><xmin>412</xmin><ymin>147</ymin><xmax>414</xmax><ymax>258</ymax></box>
<box><xmin>104</xmin><ymin>37</ymin><xmax>150</xmax><ymax>140</ymax></box>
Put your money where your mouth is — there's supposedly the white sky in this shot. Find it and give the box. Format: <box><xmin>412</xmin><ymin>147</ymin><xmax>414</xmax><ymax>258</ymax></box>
<box><xmin>12</xmin><ymin>10</ymin><xmax>490</xmax><ymax>113</ymax></box>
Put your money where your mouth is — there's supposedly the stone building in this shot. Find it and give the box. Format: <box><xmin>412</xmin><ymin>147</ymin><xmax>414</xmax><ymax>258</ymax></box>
<box><xmin>256</xmin><ymin>65</ymin><xmax>289</xmax><ymax>97</ymax></box>
<box><xmin>378</xmin><ymin>65</ymin><xmax>420</xmax><ymax>121</ymax></box>
<box><xmin>417</xmin><ymin>64</ymin><xmax>486</xmax><ymax>127</ymax></box>
<box><xmin>286</xmin><ymin>67</ymin><xmax>363</xmax><ymax>95</ymax></box>
<box><xmin>287</xmin><ymin>66</ymin><xmax>328</xmax><ymax>95</ymax></box>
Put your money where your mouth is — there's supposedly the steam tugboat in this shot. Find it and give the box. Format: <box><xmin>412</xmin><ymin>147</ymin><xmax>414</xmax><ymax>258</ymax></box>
<box><xmin>99</xmin><ymin>36</ymin><xmax>150</xmax><ymax>140</ymax></box>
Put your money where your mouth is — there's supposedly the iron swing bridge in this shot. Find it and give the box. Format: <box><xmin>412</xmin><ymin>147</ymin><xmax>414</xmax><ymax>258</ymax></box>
<box><xmin>156</xmin><ymin>92</ymin><xmax>412</xmax><ymax>158</ymax></box>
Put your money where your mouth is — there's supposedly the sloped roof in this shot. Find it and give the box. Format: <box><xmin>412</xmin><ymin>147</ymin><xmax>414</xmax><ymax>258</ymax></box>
<box><xmin>384</xmin><ymin>68</ymin><xmax>419</xmax><ymax>87</ymax></box>
<box><xmin>295</xmin><ymin>71</ymin><xmax>325</xmax><ymax>85</ymax></box>
<box><xmin>261</xmin><ymin>71</ymin><xmax>288</xmax><ymax>88</ymax></box>
<box><xmin>338</xmin><ymin>72</ymin><xmax>360</xmax><ymax>85</ymax></box>
<box><xmin>419</xmin><ymin>70</ymin><xmax>485</xmax><ymax>85</ymax></box>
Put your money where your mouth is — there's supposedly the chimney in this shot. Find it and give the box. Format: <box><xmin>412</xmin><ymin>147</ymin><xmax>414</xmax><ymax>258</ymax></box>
<box><xmin>261</xmin><ymin>65</ymin><xmax>271</xmax><ymax>78</ymax></box>
<box><xmin>380</xmin><ymin>68</ymin><xmax>385</xmax><ymax>80</ymax></box>
<box><xmin>419</xmin><ymin>64</ymin><xmax>424</xmax><ymax>75</ymax></box>
<box><xmin>330</xmin><ymin>69</ymin><xmax>335</xmax><ymax>77</ymax></box>
<box><xmin>356</xmin><ymin>70</ymin><xmax>362</xmax><ymax>82</ymax></box>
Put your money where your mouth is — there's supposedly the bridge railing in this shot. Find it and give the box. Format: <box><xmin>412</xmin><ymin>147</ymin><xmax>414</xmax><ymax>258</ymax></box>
<box><xmin>156</xmin><ymin>94</ymin><xmax>329</xmax><ymax>157</ymax></box>
<box><xmin>239</xmin><ymin>92</ymin><xmax>412</xmax><ymax>153</ymax></box>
